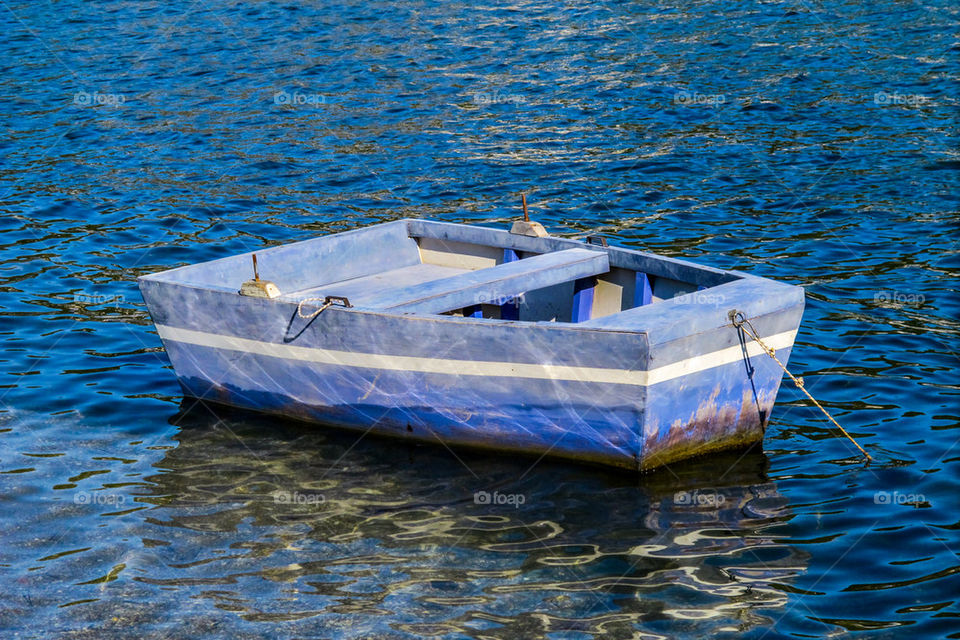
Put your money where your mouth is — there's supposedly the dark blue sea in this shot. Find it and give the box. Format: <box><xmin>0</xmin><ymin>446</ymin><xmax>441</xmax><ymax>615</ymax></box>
<box><xmin>1</xmin><ymin>0</ymin><xmax>958</xmax><ymax>637</ymax></box>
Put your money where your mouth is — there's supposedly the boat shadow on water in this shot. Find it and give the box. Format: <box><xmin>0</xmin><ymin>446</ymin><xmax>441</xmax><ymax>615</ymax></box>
<box><xmin>126</xmin><ymin>402</ymin><xmax>812</xmax><ymax>638</ymax></box>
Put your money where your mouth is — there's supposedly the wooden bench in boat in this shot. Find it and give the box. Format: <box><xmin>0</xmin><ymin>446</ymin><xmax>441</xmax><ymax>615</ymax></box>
<box><xmin>285</xmin><ymin>248</ymin><xmax>610</xmax><ymax>315</ymax></box>
<box><xmin>374</xmin><ymin>247</ymin><xmax>609</xmax><ymax>314</ymax></box>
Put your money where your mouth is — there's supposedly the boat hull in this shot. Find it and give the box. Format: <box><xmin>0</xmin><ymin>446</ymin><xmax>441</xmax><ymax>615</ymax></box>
<box><xmin>140</xmin><ymin>277</ymin><xmax>802</xmax><ymax>472</ymax></box>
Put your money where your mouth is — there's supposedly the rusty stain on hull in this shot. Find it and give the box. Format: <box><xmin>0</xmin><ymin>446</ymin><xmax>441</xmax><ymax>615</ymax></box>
<box><xmin>640</xmin><ymin>388</ymin><xmax>775</xmax><ymax>471</ymax></box>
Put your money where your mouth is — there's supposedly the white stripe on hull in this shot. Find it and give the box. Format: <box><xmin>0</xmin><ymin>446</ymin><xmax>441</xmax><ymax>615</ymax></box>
<box><xmin>156</xmin><ymin>325</ymin><xmax>797</xmax><ymax>387</ymax></box>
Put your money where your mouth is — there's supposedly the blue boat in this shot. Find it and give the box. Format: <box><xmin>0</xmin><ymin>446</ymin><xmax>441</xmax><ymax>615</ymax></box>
<box><xmin>139</xmin><ymin>218</ymin><xmax>804</xmax><ymax>471</ymax></box>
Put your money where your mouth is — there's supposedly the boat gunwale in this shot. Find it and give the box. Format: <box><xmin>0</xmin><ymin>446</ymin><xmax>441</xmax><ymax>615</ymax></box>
<box><xmin>138</xmin><ymin>218</ymin><xmax>740</xmax><ymax>288</ymax></box>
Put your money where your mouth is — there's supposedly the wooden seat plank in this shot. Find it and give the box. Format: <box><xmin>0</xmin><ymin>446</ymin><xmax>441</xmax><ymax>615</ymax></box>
<box><xmin>365</xmin><ymin>248</ymin><xmax>610</xmax><ymax>315</ymax></box>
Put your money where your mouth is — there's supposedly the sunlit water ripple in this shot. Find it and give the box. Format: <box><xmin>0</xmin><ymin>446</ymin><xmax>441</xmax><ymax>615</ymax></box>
<box><xmin>1</xmin><ymin>0</ymin><xmax>958</xmax><ymax>638</ymax></box>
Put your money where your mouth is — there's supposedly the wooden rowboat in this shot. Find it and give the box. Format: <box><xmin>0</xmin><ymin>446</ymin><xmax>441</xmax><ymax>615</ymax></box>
<box><xmin>139</xmin><ymin>217</ymin><xmax>804</xmax><ymax>471</ymax></box>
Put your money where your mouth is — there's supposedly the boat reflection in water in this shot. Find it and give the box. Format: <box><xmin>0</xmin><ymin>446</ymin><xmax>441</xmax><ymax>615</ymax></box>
<box><xmin>133</xmin><ymin>403</ymin><xmax>809</xmax><ymax>638</ymax></box>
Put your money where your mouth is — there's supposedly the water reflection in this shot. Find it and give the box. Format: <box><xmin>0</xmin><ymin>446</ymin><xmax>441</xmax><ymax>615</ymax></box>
<box><xmin>121</xmin><ymin>404</ymin><xmax>809</xmax><ymax>637</ymax></box>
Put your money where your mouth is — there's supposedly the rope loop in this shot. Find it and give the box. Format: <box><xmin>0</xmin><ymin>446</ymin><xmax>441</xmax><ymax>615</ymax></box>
<box><xmin>297</xmin><ymin>298</ymin><xmax>332</xmax><ymax>319</ymax></box>
<box><xmin>297</xmin><ymin>295</ymin><xmax>352</xmax><ymax>320</ymax></box>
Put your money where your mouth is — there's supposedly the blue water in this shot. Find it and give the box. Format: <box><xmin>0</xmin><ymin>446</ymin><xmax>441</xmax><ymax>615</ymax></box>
<box><xmin>2</xmin><ymin>0</ymin><xmax>958</xmax><ymax>637</ymax></box>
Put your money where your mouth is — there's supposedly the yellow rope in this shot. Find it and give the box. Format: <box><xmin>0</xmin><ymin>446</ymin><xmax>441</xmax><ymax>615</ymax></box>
<box><xmin>731</xmin><ymin>312</ymin><xmax>872</xmax><ymax>462</ymax></box>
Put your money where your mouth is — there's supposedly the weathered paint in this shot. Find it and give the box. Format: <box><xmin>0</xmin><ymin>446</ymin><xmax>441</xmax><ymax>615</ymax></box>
<box><xmin>139</xmin><ymin>219</ymin><xmax>805</xmax><ymax>473</ymax></box>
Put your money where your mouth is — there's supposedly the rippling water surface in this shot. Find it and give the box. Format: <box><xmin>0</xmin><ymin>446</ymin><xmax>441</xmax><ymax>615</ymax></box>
<box><xmin>1</xmin><ymin>0</ymin><xmax>958</xmax><ymax>637</ymax></box>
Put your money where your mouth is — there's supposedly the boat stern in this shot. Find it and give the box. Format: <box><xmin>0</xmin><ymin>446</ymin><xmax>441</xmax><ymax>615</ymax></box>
<box><xmin>639</xmin><ymin>279</ymin><xmax>804</xmax><ymax>470</ymax></box>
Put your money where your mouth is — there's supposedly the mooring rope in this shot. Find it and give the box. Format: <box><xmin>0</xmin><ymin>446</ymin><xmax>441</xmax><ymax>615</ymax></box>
<box><xmin>730</xmin><ymin>311</ymin><xmax>872</xmax><ymax>461</ymax></box>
